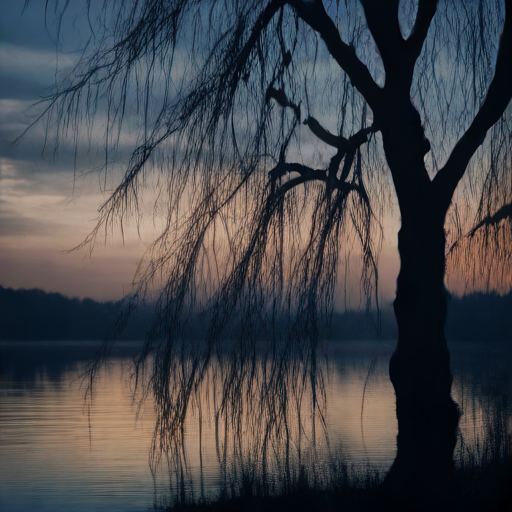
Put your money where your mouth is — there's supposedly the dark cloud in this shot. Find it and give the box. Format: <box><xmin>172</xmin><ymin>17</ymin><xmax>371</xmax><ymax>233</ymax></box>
<box><xmin>0</xmin><ymin>1</ymin><xmax>97</xmax><ymax>54</ymax></box>
<box><xmin>0</xmin><ymin>2</ymin><xmax>89</xmax><ymax>105</ymax></box>
<box><xmin>0</xmin><ymin>74</ymin><xmax>52</xmax><ymax>101</ymax></box>
<box><xmin>0</xmin><ymin>3</ymin><xmax>56</xmax><ymax>51</ymax></box>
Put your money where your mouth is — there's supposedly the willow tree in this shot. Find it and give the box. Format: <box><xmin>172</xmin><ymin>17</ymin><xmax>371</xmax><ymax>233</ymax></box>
<box><xmin>28</xmin><ymin>0</ymin><xmax>512</xmax><ymax>508</ymax></box>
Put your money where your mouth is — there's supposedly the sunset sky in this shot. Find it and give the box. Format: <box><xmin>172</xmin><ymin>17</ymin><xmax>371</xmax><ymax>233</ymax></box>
<box><xmin>0</xmin><ymin>1</ymin><xmax>162</xmax><ymax>301</ymax></box>
<box><xmin>1</xmin><ymin>1</ymin><xmax>402</xmax><ymax>306</ymax></box>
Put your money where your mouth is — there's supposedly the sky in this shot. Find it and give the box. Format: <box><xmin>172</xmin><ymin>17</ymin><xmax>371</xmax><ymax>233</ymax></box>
<box><xmin>0</xmin><ymin>1</ymin><xmax>404</xmax><ymax>306</ymax></box>
<box><xmin>0</xmin><ymin>1</ymin><xmax>152</xmax><ymax>301</ymax></box>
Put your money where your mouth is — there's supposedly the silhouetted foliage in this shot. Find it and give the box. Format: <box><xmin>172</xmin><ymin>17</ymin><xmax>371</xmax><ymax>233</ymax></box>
<box><xmin>23</xmin><ymin>0</ymin><xmax>512</xmax><ymax>508</ymax></box>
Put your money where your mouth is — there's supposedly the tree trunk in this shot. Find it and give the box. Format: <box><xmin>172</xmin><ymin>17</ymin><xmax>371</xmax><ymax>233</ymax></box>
<box><xmin>380</xmin><ymin>215</ymin><xmax>460</xmax><ymax>511</ymax></box>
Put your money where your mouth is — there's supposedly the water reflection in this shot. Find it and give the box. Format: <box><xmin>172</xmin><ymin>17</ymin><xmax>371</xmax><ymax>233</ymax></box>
<box><xmin>0</xmin><ymin>341</ymin><xmax>510</xmax><ymax>511</ymax></box>
<box><xmin>450</xmin><ymin>343</ymin><xmax>512</xmax><ymax>466</ymax></box>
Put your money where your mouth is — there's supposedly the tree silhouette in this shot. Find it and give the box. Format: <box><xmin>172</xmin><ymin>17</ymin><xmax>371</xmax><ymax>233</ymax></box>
<box><xmin>25</xmin><ymin>0</ymin><xmax>512</xmax><ymax>509</ymax></box>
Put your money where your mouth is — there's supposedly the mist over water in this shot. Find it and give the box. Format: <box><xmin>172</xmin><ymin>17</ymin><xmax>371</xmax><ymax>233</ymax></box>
<box><xmin>0</xmin><ymin>340</ymin><xmax>510</xmax><ymax>511</ymax></box>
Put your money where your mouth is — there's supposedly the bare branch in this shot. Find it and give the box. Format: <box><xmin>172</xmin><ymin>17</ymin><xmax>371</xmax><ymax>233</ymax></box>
<box><xmin>268</xmin><ymin>161</ymin><xmax>326</xmax><ymax>181</ymax></box>
<box><xmin>303</xmin><ymin>116</ymin><xmax>376</xmax><ymax>153</ymax></box>
<box><xmin>289</xmin><ymin>0</ymin><xmax>381</xmax><ymax>110</ymax></box>
<box><xmin>268</xmin><ymin>160</ymin><xmax>361</xmax><ymax>197</ymax></box>
<box><xmin>335</xmin><ymin>125</ymin><xmax>376</xmax><ymax>181</ymax></box>
<box><xmin>266</xmin><ymin>85</ymin><xmax>301</xmax><ymax>120</ymax></box>
<box><xmin>304</xmin><ymin>116</ymin><xmax>348</xmax><ymax>150</ymax></box>
<box><xmin>407</xmin><ymin>0</ymin><xmax>439</xmax><ymax>61</ymax></box>
<box><xmin>232</xmin><ymin>0</ymin><xmax>286</xmax><ymax>91</ymax></box>
<box><xmin>360</xmin><ymin>1</ymin><xmax>403</xmax><ymax>75</ymax></box>
<box><xmin>348</xmin><ymin>125</ymin><xmax>376</xmax><ymax>150</ymax></box>
<box><xmin>434</xmin><ymin>0</ymin><xmax>512</xmax><ymax>212</ymax></box>
<box><xmin>469</xmin><ymin>201</ymin><xmax>512</xmax><ymax>237</ymax></box>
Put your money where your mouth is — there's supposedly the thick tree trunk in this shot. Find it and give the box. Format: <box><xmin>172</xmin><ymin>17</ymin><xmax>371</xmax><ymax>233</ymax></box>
<box><xmin>380</xmin><ymin>216</ymin><xmax>460</xmax><ymax>511</ymax></box>
<box><xmin>372</xmin><ymin>95</ymin><xmax>462</xmax><ymax>509</ymax></box>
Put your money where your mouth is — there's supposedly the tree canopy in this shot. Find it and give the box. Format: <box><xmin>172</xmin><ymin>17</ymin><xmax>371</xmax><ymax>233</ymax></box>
<box><xmin>24</xmin><ymin>0</ymin><xmax>512</xmax><ymax>480</ymax></box>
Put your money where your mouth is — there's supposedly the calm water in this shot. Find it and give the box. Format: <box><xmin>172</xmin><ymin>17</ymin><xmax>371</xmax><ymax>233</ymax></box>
<box><xmin>0</xmin><ymin>340</ymin><xmax>511</xmax><ymax>511</ymax></box>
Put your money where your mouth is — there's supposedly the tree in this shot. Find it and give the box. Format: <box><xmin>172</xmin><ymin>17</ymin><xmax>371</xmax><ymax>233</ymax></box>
<box><xmin>25</xmin><ymin>0</ymin><xmax>512</xmax><ymax>509</ymax></box>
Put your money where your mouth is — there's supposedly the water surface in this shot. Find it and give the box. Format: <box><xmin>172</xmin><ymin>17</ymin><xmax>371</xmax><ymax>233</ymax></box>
<box><xmin>0</xmin><ymin>340</ymin><xmax>510</xmax><ymax>511</ymax></box>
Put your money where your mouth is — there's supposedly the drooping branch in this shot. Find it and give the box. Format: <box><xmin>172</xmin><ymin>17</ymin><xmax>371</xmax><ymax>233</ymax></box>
<box><xmin>232</xmin><ymin>0</ymin><xmax>286</xmax><ymax>91</ymax></box>
<box><xmin>468</xmin><ymin>201</ymin><xmax>512</xmax><ymax>237</ymax></box>
<box><xmin>434</xmin><ymin>0</ymin><xmax>512</xmax><ymax>212</ymax></box>
<box><xmin>448</xmin><ymin>199</ymin><xmax>512</xmax><ymax>292</ymax></box>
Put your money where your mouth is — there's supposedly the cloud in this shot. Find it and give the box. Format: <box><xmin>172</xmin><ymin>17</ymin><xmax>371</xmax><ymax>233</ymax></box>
<box><xmin>0</xmin><ymin>1</ymin><xmax>97</xmax><ymax>54</ymax></box>
<box><xmin>0</xmin><ymin>42</ymin><xmax>76</xmax><ymax>92</ymax></box>
<box><xmin>0</xmin><ymin>94</ymin><xmax>144</xmax><ymax>188</ymax></box>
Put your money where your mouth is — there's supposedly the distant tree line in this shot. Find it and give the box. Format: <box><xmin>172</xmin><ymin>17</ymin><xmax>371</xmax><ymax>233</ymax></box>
<box><xmin>445</xmin><ymin>291</ymin><xmax>512</xmax><ymax>342</ymax></box>
<box><xmin>0</xmin><ymin>286</ymin><xmax>150</xmax><ymax>341</ymax></box>
<box><xmin>331</xmin><ymin>292</ymin><xmax>512</xmax><ymax>342</ymax></box>
<box><xmin>0</xmin><ymin>285</ymin><xmax>510</xmax><ymax>342</ymax></box>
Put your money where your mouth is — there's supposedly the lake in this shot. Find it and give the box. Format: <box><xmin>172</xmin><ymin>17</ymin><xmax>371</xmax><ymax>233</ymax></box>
<box><xmin>1</xmin><ymin>340</ymin><xmax>511</xmax><ymax>511</ymax></box>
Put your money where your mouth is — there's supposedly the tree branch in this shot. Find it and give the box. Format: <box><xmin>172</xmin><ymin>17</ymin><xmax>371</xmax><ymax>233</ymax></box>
<box><xmin>407</xmin><ymin>0</ymin><xmax>438</xmax><ymax>60</ymax></box>
<box><xmin>360</xmin><ymin>0</ymin><xmax>437</xmax><ymax>92</ymax></box>
<box><xmin>349</xmin><ymin>125</ymin><xmax>376</xmax><ymax>150</ymax></box>
<box><xmin>266</xmin><ymin>85</ymin><xmax>301</xmax><ymax>120</ymax></box>
<box><xmin>469</xmin><ymin>201</ymin><xmax>512</xmax><ymax>237</ymax></box>
<box><xmin>303</xmin><ymin>116</ymin><xmax>376</xmax><ymax>152</ymax></box>
<box><xmin>268</xmin><ymin>161</ymin><xmax>360</xmax><ymax>197</ymax></box>
<box><xmin>273</xmin><ymin>172</ymin><xmax>359</xmax><ymax>197</ymax></box>
<box><xmin>449</xmin><ymin>200</ymin><xmax>512</xmax><ymax>256</ymax></box>
<box><xmin>433</xmin><ymin>0</ymin><xmax>512</xmax><ymax>212</ymax></box>
<box><xmin>232</xmin><ymin>0</ymin><xmax>285</xmax><ymax>89</ymax></box>
<box><xmin>289</xmin><ymin>0</ymin><xmax>381</xmax><ymax>110</ymax></box>
<box><xmin>401</xmin><ymin>0</ymin><xmax>438</xmax><ymax>89</ymax></box>
<box><xmin>338</xmin><ymin>124</ymin><xmax>375</xmax><ymax>177</ymax></box>
<box><xmin>303</xmin><ymin>116</ymin><xmax>349</xmax><ymax>150</ymax></box>
<box><xmin>268</xmin><ymin>118</ymin><xmax>374</xmax><ymax>195</ymax></box>
<box><xmin>331</xmin><ymin>125</ymin><xmax>374</xmax><ymax>183</ymax></box>
<box><xmin>268</xmin><ymin>162</ymin><xmax>326</xmax><ymax>181</ymax></box>
<box><xmin>266</xmin><ymin>79</ymin><xmax>377</xmax><ymax>181</ymax></box>
<box><xmin>360</xmin><ymin>1</ymin><xmax>403</xmax><ymax>74</ymax></box>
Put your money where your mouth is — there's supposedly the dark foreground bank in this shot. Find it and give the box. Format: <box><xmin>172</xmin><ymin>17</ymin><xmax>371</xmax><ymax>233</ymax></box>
<box><xmin>164</xmin><ymin>457</ymin><xmax>512</xmax><ymax>512</ymax></box>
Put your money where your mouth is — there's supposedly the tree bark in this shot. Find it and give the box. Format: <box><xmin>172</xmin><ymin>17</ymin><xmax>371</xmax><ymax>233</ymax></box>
<box><xmin>380</xmin><ymin>213</ymin><xmax>460</xmax><ymax>511</ymax></box>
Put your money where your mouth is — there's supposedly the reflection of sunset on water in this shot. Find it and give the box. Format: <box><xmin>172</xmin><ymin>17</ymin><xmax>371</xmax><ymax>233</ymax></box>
<box><xmin>1</xmin><ymin>341</ymin><xmax>510</xmax><ymax>509</ymax></box>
